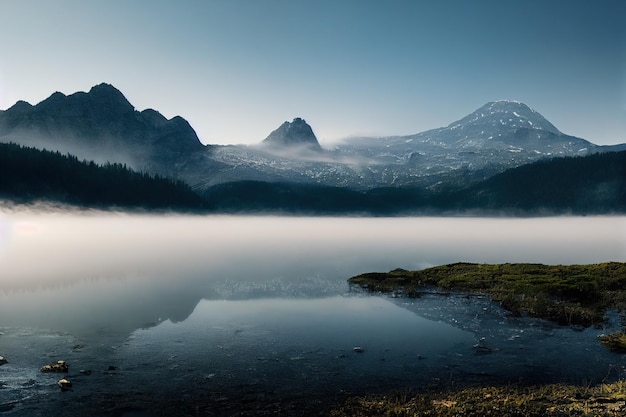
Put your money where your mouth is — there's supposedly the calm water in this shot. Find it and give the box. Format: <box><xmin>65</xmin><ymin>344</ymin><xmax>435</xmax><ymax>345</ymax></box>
<box><xmin>0</xmin><ymin>213</ymin><xmax>625</xmax><ymax>415</ymax></box>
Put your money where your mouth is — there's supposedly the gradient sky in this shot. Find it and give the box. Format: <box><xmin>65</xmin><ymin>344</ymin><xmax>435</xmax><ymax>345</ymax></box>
<box><xmin>0</xmin><ymin>0</ymin><xmax>624</xmax><ymax>146</ymax></box>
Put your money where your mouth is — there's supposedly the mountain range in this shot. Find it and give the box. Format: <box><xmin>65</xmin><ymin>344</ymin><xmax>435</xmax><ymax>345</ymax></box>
<box><xmin>196</xmin><ymin>99</ymin><xmax>624</xmax><ymax>191</ymax></box>
<box><xmin>0</xmin><ymin>83</ymin><xmax>624</xmax><ymax>213</ymax></box>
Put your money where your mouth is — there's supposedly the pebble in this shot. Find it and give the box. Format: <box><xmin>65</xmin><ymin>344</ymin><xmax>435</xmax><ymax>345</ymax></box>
<box><xmin>58</xmin><ymin>378</ymin><xmax>72</xmax><ymax>391</ymax></box>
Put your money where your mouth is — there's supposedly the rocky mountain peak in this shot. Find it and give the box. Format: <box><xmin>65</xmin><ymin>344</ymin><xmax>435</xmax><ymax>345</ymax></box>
<box><xmin>0</xmin><ymin>83</ymin><xmax>205</xmax><ymax>161</ymax></box>
<box><xmin>85</xmin><ymin>83</ymin><xmax>135</xmax><ymax>114</ymax></box>
<box><xmin>6</xmin><ymin>100</ymin><xmax>33</xmax><ymax>114</ymax></box>
<box><xmin>450</xmin><ymin>101</ymin><xmax>561</xmax><ymax>135</ymax></box>
<box><xmin>26</xmin><ymin>82</ymin><xmax>135</xmax><ymax>120</ymax></box>
<box><xmin>262</xmin><ymin>117</ymin><xmax>321</xmax><ymax>151</ymax></box>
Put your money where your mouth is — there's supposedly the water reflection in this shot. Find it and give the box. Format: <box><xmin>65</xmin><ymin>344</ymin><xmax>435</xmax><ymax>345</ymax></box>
<box><xmin>117</xmin><ymin>296</ymin><xmax>475</xmax><ymax>394</ymax></box>
<box><xmin>392</xmin><ymin>294</ymin><xmax>625</xmax><ymax>385</ymax></box>
<box><xmin>1</xmin><ymin>213</ymin><xmax>625</xmax><ymax>415</ymax></box>
<box><xmin>0</xmin><ymin>213</ymin><xmax>624</xmax><ymax>339</ymax></box>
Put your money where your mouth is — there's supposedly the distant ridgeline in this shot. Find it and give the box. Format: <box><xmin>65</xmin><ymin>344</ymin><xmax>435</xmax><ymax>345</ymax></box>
<box><xmin>202</xmin><ymin>150</ymin><xmax>626</xmax><ymax>215</ymax></box>
<box><xmin>0</xmin><ymin>143</ymin><xmax>205</xmax><ymax>210</ymax></box>
<box><xmin>2</xmin><ymin>83</ymin><xmax>624</xmax><ymax>215</ymax></box>
<box><xmin>1</xmin><ymin>142</ymin><xmax>624</xmax><ymax>214</ymax></box>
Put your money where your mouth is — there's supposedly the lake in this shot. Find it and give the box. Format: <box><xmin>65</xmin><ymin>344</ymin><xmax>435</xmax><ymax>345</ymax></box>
<box><xmin>1</xmin><ymin>213</ymin><xmax>625</xmax><ymax>415</ymax></box>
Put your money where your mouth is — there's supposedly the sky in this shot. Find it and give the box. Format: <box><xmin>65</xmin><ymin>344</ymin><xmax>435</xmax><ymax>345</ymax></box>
<box><xmin>0</xmin><ymin>0</ymin><xmax>624</xmax><ymax>146</ymax></box>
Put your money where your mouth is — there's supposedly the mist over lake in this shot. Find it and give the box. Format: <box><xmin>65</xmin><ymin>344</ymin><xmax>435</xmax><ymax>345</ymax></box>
<box><xmin>1</xmin><ymin>213</ymin><xmax>625</xmax><ymax>415</ymax></box>
<box><xmin>1</xmin><ymin>213</ymin><xmax>624</xmax><ymax>335</ymax></box>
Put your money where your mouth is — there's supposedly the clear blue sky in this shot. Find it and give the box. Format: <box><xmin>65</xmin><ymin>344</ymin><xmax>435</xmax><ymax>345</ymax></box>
<box><xmin>1</xmin><ymin>0</ymin><xmax>624</xmax><ymax>145</ymax></box>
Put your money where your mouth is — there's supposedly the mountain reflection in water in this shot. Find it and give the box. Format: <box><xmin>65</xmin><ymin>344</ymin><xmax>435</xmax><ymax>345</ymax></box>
<box><xmin>1</xmin><ymin>214</ymin><xmax>624</xmax><ymax>339</ymax></box>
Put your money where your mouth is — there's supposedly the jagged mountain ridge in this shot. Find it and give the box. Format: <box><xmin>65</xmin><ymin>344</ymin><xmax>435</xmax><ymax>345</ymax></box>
<box><xmin>0</xmin><ymin>84</ymin><xmax>623</xmax><ymax>192</ymax></box>
<box><xmin>0</xmin><ymin>83</ymin><xmax>206</xmax><ymax>170</ymax></box>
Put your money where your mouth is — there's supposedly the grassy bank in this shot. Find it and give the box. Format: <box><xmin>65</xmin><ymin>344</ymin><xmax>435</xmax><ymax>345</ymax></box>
<box><xmin>349</xmin><ymin>262</ymin><xmax>626</xmax><ymax>327</ymax></box>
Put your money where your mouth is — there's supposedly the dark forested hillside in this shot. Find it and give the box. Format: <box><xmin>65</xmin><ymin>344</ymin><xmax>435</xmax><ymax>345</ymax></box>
<box><xmin>447</xmin><ymin>150</ymin><xmax>626</xmax><ymax>214</ymax></box>
<box><xmin>203</xmin><ymin>151</ymin><xmax>626</xmax><ymax>215</ymax></box>
<box><xmin>0</xmin><ymin>142</ymin><xmax>206</xmax><ymax>210</ymax></box>
<box><xmin>2</xmin><ymin>142</ymin><xmax>624</xmax><ymax>215</ymax></box>
<box><xmin>202</xmin><ymin>181</ymin><xmax>372</xmax><ymax>214</ymax></box>
<box><xmin>201</xmin><ymin>181</ymin><xmax>437</xmax><ymax>215</ymax></box>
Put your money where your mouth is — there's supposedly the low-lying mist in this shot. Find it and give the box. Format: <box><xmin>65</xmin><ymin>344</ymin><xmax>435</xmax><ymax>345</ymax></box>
<box><xmin>251</xmin><ymin>143</ymin><xmax>385</xmax><ymax>166</ymax></box>
<box><xmin>2</xmin><ymin>212</ymin><xmax>623</xmax><ymax>286</ymax></box>
<box><xmin>0</xmin><ymin>211</ymin><xmax>624</xmax><ymax>338</ymax></box>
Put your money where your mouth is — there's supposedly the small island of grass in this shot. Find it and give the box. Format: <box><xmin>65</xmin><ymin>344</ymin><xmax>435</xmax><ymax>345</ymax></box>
<box><xmin>349</xmin><ymin>262</ymin><xmax>626</xmax><ymax>328</ymax></box>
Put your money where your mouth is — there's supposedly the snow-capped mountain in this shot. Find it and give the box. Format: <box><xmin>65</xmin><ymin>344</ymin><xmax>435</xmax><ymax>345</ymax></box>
<box><xmin>447</xmin><ymin>100</ymin><xmax>561</xmax><ymax>136</ymax></box>
<box><xmin>0</xmin><ymin>84</ymin><xmax>622</xmax><ymax>192</ymax></box>
<box><xmin>194</xmin><ymin>100</ymin><xmax>604</xmax><ymax>190</ymax></box>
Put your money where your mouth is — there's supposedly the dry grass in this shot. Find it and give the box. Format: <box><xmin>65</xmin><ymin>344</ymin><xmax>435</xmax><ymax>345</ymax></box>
<box><xmin>331</xmin><ymin>381</ymin><xmax>626</xmax><ymax>417</ymax></box>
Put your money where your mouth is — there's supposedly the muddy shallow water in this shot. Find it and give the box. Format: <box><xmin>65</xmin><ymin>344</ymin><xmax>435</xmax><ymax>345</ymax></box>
<box><xmin>1</xmin><ymin>214</ymin><xmax>625</xmax><ymax>415</ymax></box>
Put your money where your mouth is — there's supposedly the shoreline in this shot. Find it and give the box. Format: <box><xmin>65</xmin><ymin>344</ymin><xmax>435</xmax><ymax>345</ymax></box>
<box><xmin>348</xmin><ymin>262</ymin><xmax>626</xmax><ymax>328</ymax></box>
<box><xmin>341</xmin><ymin>262</ymin><xmax>626</xmax><ymax>415</ymax></box>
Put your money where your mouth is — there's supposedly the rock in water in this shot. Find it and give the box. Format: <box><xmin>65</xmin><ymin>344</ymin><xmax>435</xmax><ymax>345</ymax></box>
<box><xmin>57</xmin><ymin>378</ymin><xmax>72</xmax><ymax>391</ymax></box>
<box><xmin>40</xmin><ymin>360</ymin><xmax>69</xmax><ymax>373</ymax></box>
<box><xmin>0</xmin><ymin>356</ymin><xmax>7</xmax><ymax>366</ymax></box>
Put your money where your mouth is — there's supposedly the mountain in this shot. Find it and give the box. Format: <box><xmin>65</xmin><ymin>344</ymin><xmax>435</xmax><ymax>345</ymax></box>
<box><xmin>329</xmin><ymin>100</ymin><xmax>600</xmax><ymax>188</ymax></box>
<box><xmin>2</xmin><ymin>84</ymin><xmax>624</xmax><ymax>195</ymax></box>
<box><xmin>261</xmin><ymin>117</ymin><xmax>321</xmax><ymax>151</ymax></box>
<box><xmin>0</xmin><ymin>83</ymin><xmax>206</xmax><ymax>173</ymax></box>
<box><xmin>444</xmin><ymin>100</ymin><xmax>560</xmax><ymax>138</ymax></box>
<box><xmin>203</xmin><ymin>100</ymin><xmax>607</xmax><ymax>191</ymax></box>
<box><xmin>407</xmin><ymin>100</ymin><xmax>590</xmax><ymax>153</ymax></box>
